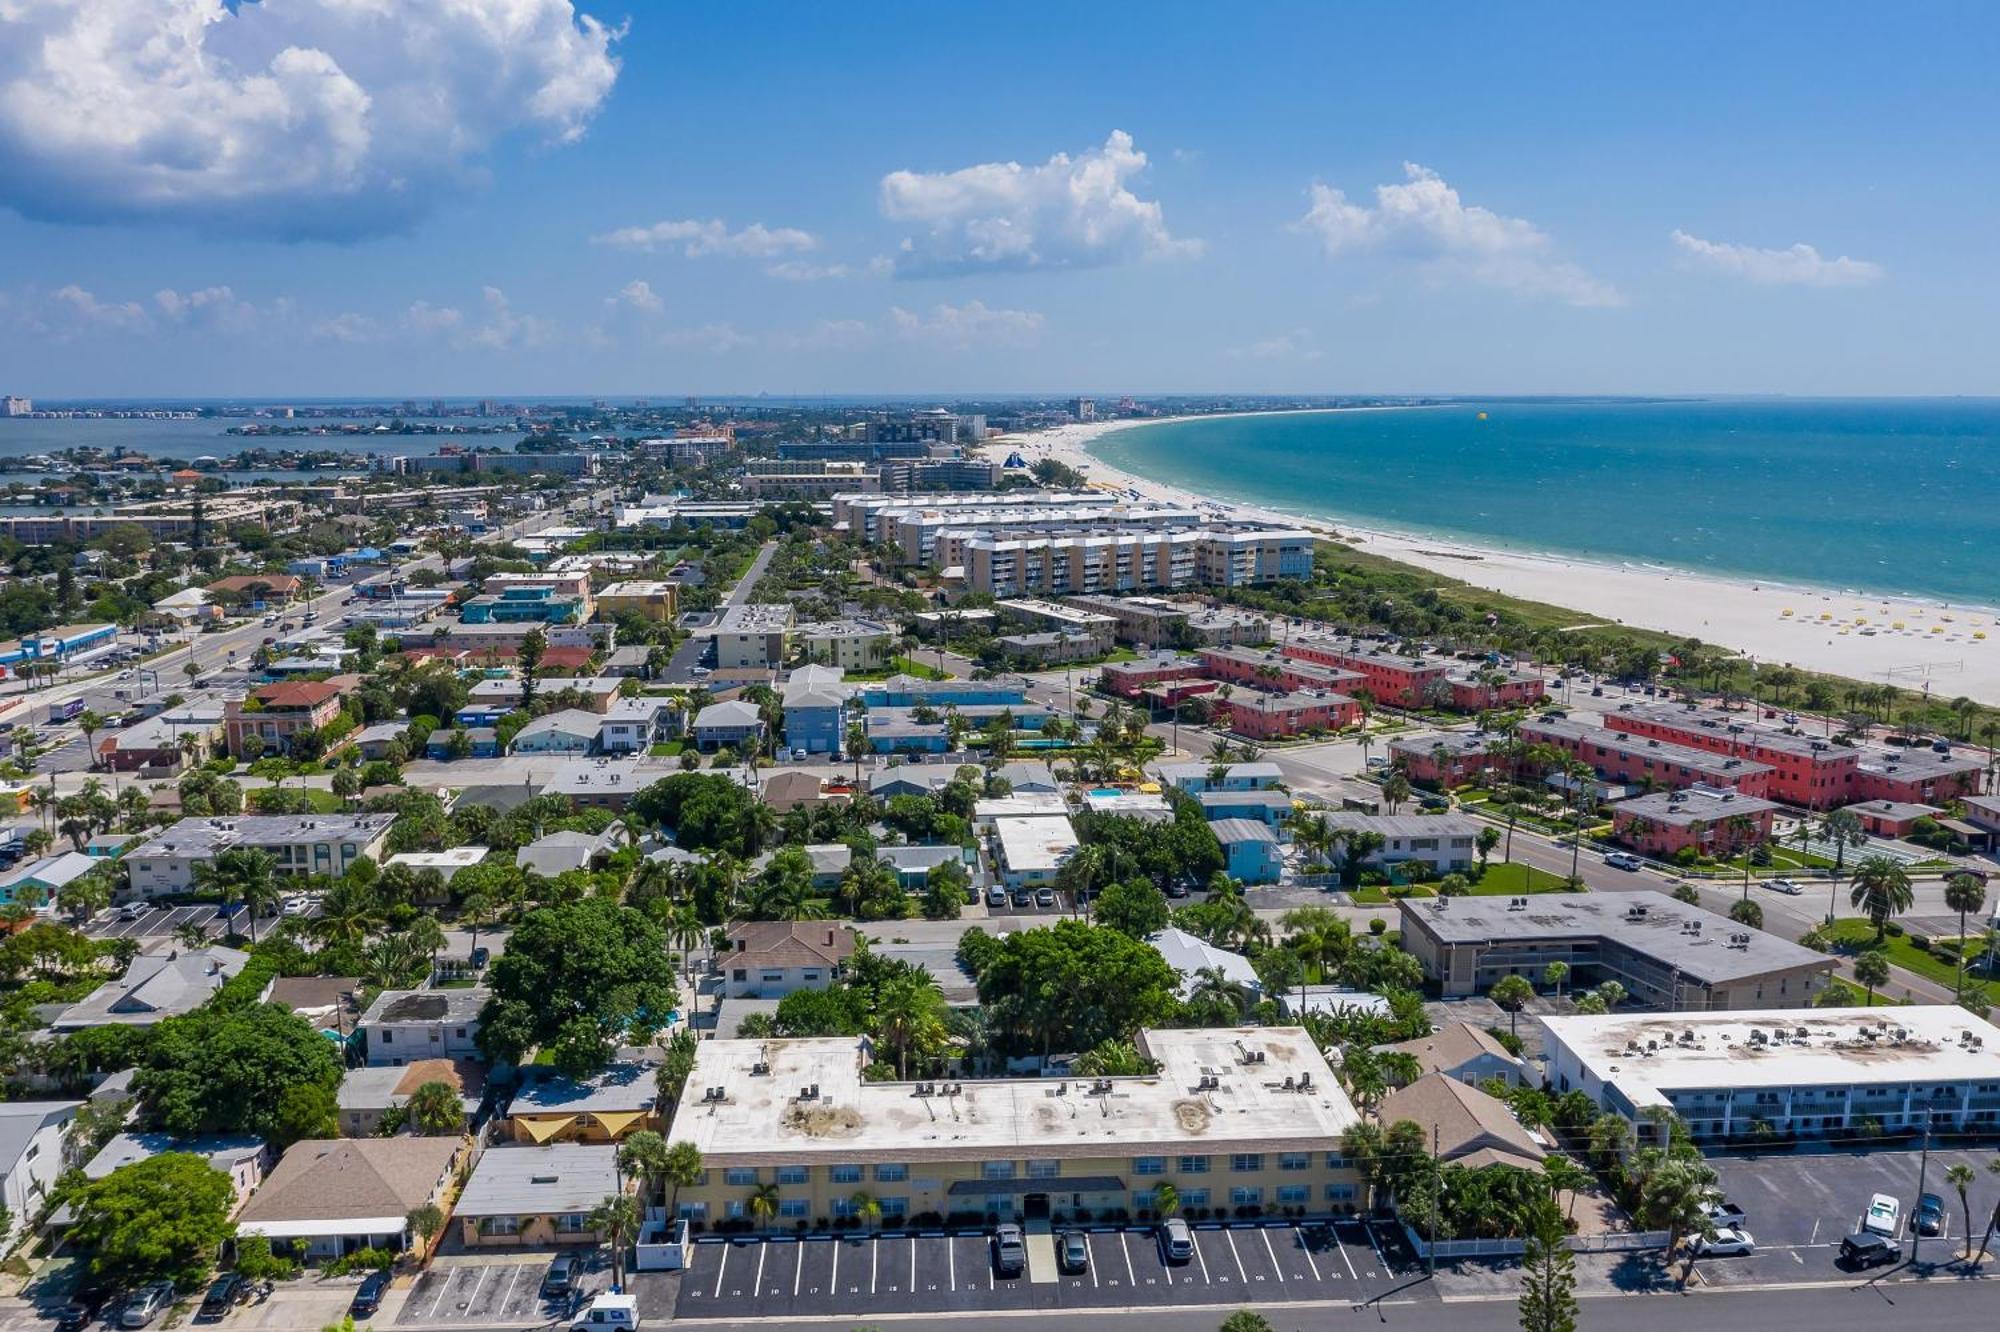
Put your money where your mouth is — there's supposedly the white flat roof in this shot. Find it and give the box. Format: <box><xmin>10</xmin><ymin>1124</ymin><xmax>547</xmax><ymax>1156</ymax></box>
<box><xmin>1540</xmin><ymin>1006</ymin><xmax>2000</xmax><ymax>1106</ymax></box>
<box><xmin>668</xmin><ymin>1028</ymin><xmax>1357</xmax><ymax>1166</ymax></box>
<box><xmin>993</xmin><ymin>815</ymin><xmax>1079</xmax><ymax>873</ymax></box>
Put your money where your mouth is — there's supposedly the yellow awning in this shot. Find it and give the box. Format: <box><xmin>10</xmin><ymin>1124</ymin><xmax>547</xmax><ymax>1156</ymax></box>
<box><xmin>516</xmin><ymin>1114</ymin><xmax>576</xmax><ymax>1144</ymax></box>
<box><xmin>590</xmin><ymin>1111</ymin><xmax>651</xmax><ymax>1139</ymax></box>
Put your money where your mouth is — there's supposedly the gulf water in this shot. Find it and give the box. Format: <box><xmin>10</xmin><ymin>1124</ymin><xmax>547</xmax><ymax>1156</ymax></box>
<box><xmin>1088</xmin><ymin>399</ymin><xmax>2000</xmax><ymax>608</ymax></box>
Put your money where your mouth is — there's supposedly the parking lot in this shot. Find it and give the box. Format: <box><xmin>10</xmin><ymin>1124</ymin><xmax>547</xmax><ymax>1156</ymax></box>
<box><xmin>675</xmin><ymin>1220</ymin><xmax>1427</xmax><ymax>1319</ymax></box>
<box><xmin>1693</xmin><ymin>1148</ymin><xmax>1993</xmax><ymax>1287</ymax></box>
<box><xmin>84</xmin><ymin>903</ymin><xmax>230</xmax><ymax>941</ymax></box>
<box><xmin>394</xmin><ymin>1255</ymin><xmax>590</xmax><ymax>1328</ymax></box>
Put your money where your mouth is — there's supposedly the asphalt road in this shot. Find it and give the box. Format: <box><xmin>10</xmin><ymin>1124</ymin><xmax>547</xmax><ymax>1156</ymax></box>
<box><xmin>662</xmin><ymin>540</ymin><xmax>777</xmax><ymax>683</ymax></box>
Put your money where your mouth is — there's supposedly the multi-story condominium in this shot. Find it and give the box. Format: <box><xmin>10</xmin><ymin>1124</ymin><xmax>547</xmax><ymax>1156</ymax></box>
<box><xmin>878</xmin><ymin>459</ymin><xmax>999</xmax><ymax>492</ymax></box>
<box><xmin>832</xmin><ymin>490</ymin><xmax>1114</xmax><ymax>544</ymax></box>
<box><xmin>1601</xmin><ymin>703</ymin><xmax>1981</xmax><ymax>809</ymax></box>
<box><xmin>124</xmin><ymin>814</ymin><xmax>397</xmax><ymax>897</ymax></box>
<box><xmin>224</xmin><ymin>681</ymin><xmax>343</xmax><ymax>758</ymax></box>
<box><xmin>994</xmin><ymin>599</ymin><xmax>1117</xmax><ymax>655</ymax></box>
<box><xmin>458</xmin><ymin>585</ymin><xmax>587</xmax><ymax>625</ymax></box>
<box><xmin>1215</xmin><ymin>688</ymin><xmax>1360</xmax><ymax>740</ymax></box>
<box><xmin>1609</xmin><ymin>786</ymin><xmax>1783</xmax><ymax>858</ymax></box>
<box><xmin>1516</xmin><ymin>717</ymin><xmax>1776</xmax><ymax>798</ymax></box>
<box><xmin>795</xmin><ymin>618</ymin><xmax>895</xmax><ymax>672</ymax></box>
<box><xmin>707</xmin><ymin>603</ymin><xmax>797</xmax><ymax>669</ymax></box>
<box><xmin>1399</xmin><ymin>895</ymin><xmax>1835</xmax><ymax>1007</ymax></box>
<box><xmin>1197</xmin><ymin>646</ymin><xmax>1366</xmax><ymax>695</ymax></box>
<box><xmin>1281</xmin><ymin>639</ymin><xmax>1453</xmax><ymax>708</ymax></box>
<box><xmin>1099</xmin><ymin>654</ymin><xmax>1208</xmax><ymax>699</ymax></box>
<box><xmin>1540</xmin><ymin>1007</ymin><xmax>2000</xmax><ymax>1145</ymax></box>
<box><xmin>480</xmin><ymin>571</ymin><xmax>596</xmax><ymax>619</ymax></box>
<box><xmin>665</xmin><ymin>1028</ymin><xmax>1362</xmax><ymax>1228</ymax></box>
<box><xmin>957</xmin><ymin>527</ymin><xmax>1314</xmax><ymax>598</ymax></box>
<box><xmin>778</xmin><ymin>439</ymin><xmax>933</xmax><ymax>464</ymax></box>
<box><xmin>595</xmin><ymin>580</ymin><xmax>679</xmax><ymax>623</ymax></box>
<box><xmin>739</xmin><ymin>464</ymin><xmax>880</xmax><ymax>498</ymax></box>
<box><xmin>1320</xmin><ymin>813</ymin><xmax>1482</xmax><ymax>873</ymax></box>
<box><xmin>1386</xmin><ymin>731</ymin><xmax>1507</xmax><ymax>787</ymax></box>
<box><xmin>358</xmin><ymin>988</ymin><xmax>489</xmax><ymax>1066</ymax></box>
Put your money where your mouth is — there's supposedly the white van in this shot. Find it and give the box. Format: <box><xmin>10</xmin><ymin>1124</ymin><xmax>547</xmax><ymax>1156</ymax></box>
<box><xmin>570</xmin><ymin>1294</ymin><xmax>638</xmax><ymax>1332</ymax></box>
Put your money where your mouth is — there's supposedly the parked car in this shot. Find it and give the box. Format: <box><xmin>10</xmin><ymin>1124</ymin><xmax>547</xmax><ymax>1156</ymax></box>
<box><xmin>1603</xmin><ymin>851</ymin><xmax>1642</xmax><ymax>871</ymax></box>
<box><xmin>992</xmin><ymin>1224</ymin><xmax>1026</xmax><ymax>1276</ymax></box>
<box><xmin>120</xmin><ymin>1283</ymin><xmax>174</xmax><ymax>1329</ymax></box>
<box><xmin>196</xmin><ymin>1275</ymin><xmax>245</xmax><ymax>1321</ymax></box>
<box><xmin>1691</xmin><ymin>1227</ymin><xmax>1756</xmax><ymax>1257</ymax></box>
<box><xmin>118</xmin><ymin>901</ymin><xmax>152</xmax><ymax>920</ymax></box>
<box><xmin>1700</xmin><ymin>1199</ymin><xmax>1748</xmax><ymax>1229</ymax></box>
<box><xmin>1058</xmin><ymin>1229</ymin><xmax>1090</xmax><ymax>1274</ymax></box>
<box><xmin>542</xmin><ymin>1254</ymin><xmax>585</xmax><ymax>1301</ymax></box>
<box><xmin>469</xmin><ymin>946</ymin><xmax>490</xmax><ymax>969</ymax></box>
<box><xmin>1913</xmin><ymin>1192</ymin><xmax>1946</xmax><ymax>1238</ymax></box>
<box><xmin>1838</xmin><ymin>1231</ymin><xmax>1899</xmax><ymax>1269</ymax></box>
<box><xmin>1034</xmin><ymin>887</ymin><xmax>1056</xmax><ymax>908</ymax></box>
<box><xmin>1767</xmin><ymin>878</ymin><xmax>1804</xmax><ymax>895</ymax></box>
<box><xmin>1863</xmin><ymin>1193</ymin><xmax>1901</xmax><ymax>1237</ymax></box>
<box><xmin>1160</xmin><ymin>1217</ymin><xmax>1194</xmax><ymax>1264</ymax></box>
<box><xmin>56</xmin><ymin>1285</ymin><xmax>111</xmax><ymax>1332</ymax></box>
<box><xmin>986</xmin><ymin>886</ymin><xmax>1008</xmax><ymax>908</ymax></box>
<box><xmin>350</xmin><ymin>1270</ymin><xmax>390</xmax><ymax>1318</ymax></box>
<box><xmin>1163</xmin><ymin>879</ymin><xmax>1190</xmax><ymax>898</ymax></box>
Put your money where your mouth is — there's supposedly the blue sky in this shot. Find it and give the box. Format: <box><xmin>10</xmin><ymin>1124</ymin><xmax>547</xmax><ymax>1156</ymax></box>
<box><xmin>0</xmin><ymin>1</ymin><xmax>1994</xmax><ymax>398</ymax></box>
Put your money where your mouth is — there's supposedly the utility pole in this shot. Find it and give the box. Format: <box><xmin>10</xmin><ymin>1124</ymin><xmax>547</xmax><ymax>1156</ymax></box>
<box><xmin>1426</xmin><ymin>1123</ymin><xmax>1440</xmax><ymax>1278</ymax></box>
<box><xmin>1910</xmin><ymin>1119</ymin><xmax>1932</xmax><ymax>1266</ymax></box>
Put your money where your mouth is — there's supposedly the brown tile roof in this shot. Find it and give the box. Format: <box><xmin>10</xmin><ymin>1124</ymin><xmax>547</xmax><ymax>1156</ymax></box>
<box><xmin>252</xmin><ymin>681</ymin><xmax>340</xmax><ymax>709</ymax></box>
<box><xmin>263</xmin><ymin>976</ymin><xmax>362</xmax><ymax>1018</ymax></box>
<box><xmin>761</xmin><ymin>770</ymin><xmax>835</xmax><ymax>813</ymax></box>
<box><xmin>393</xmin><ymin>1056</ymin><xmax>486</xmax><ymax>1100</ymax></box>
<box><xmin>1382</xmin><ymin>1022</ymin><xmax>1516</xmax><ymax>1078</ymax></box>
<box><xmin>209</xmin><ymin>574</ymin><xmax>302</xmax><ymax>595</ymax></box>
<box><xmin>237</xmin><ymin>1138</ymin><xmax>461</xmax><ymax>1224</ymax></box>
<box><xmin>724</xmin><ymin>921</ymin><xmax>856</xmax><ymax>971</ymax></box>
<box><xmin>1377</xmin><ymin>1073</ymin><xmax>1545</xmax><ymax>1172</ymax></box>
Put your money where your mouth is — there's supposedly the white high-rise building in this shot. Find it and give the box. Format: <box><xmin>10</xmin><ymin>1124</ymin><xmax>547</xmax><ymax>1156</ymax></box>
<box><xmin>1</xmin><ymin>396</ymin><xmax>31</xmax><ymax>417</ymax></box>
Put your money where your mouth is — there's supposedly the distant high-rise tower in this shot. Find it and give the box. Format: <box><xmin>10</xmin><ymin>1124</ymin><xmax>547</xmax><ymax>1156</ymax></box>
<box><xmin>2</xmin><ymin>395</ymin><xmax>32</xmax><ymax>417</ymax></box>
<box><xmin>1069</xmin><ymin>397</ymin><xmax>1096</xmax><ymax>422</ymax></box>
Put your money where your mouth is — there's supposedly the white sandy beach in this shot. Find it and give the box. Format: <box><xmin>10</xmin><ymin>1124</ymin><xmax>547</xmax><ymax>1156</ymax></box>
<box><xmin>980</xmin><ymin>415</ymin><xmax>2000</xmax><ymax>704</ymax></box>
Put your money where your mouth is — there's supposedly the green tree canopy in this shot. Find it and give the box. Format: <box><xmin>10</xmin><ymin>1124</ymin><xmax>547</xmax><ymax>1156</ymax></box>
<box><xmin>477</xmin><ymin>898</ymin><xmax>678</xmax><ymax>1073</ymax></box>
<box><xmin>67</xmin><ymin>1153</ymin><xmax>237</xmax><ymax>1289</ymax></box>
<box><xmin>132</xmin><ymin>1003</ymin><xmax>343</xmax><ymax>1140</ymax></box>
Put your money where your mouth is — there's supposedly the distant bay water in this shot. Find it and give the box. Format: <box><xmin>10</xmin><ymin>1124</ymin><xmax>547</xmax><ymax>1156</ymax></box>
<box><xmin>1088</xmin><ymin>399</ymin><xmax>2000</xmax><ymax>608</ymax></box>
<box><xmin>0</xmin><ymin>415</ymin><xmax>514</xmax><ymax>464</ymax></box>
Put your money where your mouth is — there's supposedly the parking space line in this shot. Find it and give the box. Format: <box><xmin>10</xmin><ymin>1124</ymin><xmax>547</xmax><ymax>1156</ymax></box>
<box><xmin>792</xmin><ymin>1240</ymin><xmax>804</xmax><ymax>1296</ymax></box>
<box><xmin>462</xmin><ymin>1265</ymin><xmax>491</xmax><ymax>1317</ymax></box>
<box><xmin>1363</xmin><ymin>1221</ymin><xmax>1386</xmax><ymax>1274</ymax></box>
<box><xmin>1121</xmin><ymin>1231</ymin><xmax>1136</xmax><ymax>1287</ymax></box>
<box><xmin>712</xmin><ymin>1243</ymin><xmax>729</xmax><ymax>1299</ymax></box>
<box><xmin>1336</xmin><ymin>1230</ymin><xmax>1359</xmax><ymax>1280</ymax></box>
<box><xmin>1298</xmin><ymin>1227</ymin><xmax>1322</xmax><ymax>1282</ymax></box>
<box><xmin>1221</xmin><ymin>1227</ymin><xmax>1244</xmax><ymax>1283</ymax></box>
<box><xmin>943</xmin><ymin>1236</ymin><xmax>949</xmax><ymax>1294</ymax></box>
<box><xmin>751</xmin><ymin>1242</ymin><xmax>768</xmax><ymax>1297</ymax></box>
<box><xmin>829</xmin><ymin>1238</ymin><xmax>839</xmax><ymax>1293</ymax></box>
<box><xmin>424</xmin><ymin>1271</ymin><xmax>455</xmax><ymax>1320</ymax></box>
<box><xmin>908</xmin><ymin>1235</ymin><xmax>915</xmax><ymax>1293</ymax></box>
<box><xmin>1260</xmin><ymin>1226</ymin><xmax>1284</xmax><ymax>1283</ymax></box>
<box><xmin>1087</xmin><ymin>1235</ymin><xmax>1099</xmax><ymax>1287</ymax></box>
<box><xmin>873</xmin><ymin>1236</ymin><xmax>882</xmax><ymax>1295</ymax></box>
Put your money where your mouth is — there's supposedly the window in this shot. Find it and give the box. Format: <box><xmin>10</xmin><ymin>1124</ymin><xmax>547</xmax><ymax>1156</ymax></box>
<box><xmin>1278</xmin><ymin>1153</ymin><xmax>1310</xmax><ymax>1172</ymax></box>
<box><xmin>776</xmin><ymin>1165</ymin><xmax>808</xmax><ymax>1185</ymax></box>
<box><xmin>761</xmin><ymin>971</ymin><xmax>785</xmax><ymax>983</ymax></box>
<box><xmin>1229</xmin><ymin>1154</ymin><xmax>1263</xmax><ymax>1172</ymax></box>
<box><xmin>1132</xmin><ymin>1156</ymin><xmax>1166</xmax><ymax>1176</ymax></box>
<box><xmin>832</xmin><ymin>1197</ymin><xmax>857</xmax><ymax>1219</ymax></box>
<box><xmin>455</xmin><ymin>1027</ymin><xmax>467</xmax><ymax>1038</ymax></box>
<box><xmin>676</xmin><ymin>1201</ymin><xmax>708</xmax><ymax>1219</ymax></box>
<box><xmin>985</xmin><ymin>1195</ymin><xmax>1014</xmax><ymax>1216</ymax></box>
<box><xmin>1277</xmin><ymin>1185</ymin><xmax>1309</xmax><ymax>1205</ymax></box>
<box><xmin>1026</xmin><ymin>1159</ymin><xmax>1060</xmax><ymax>1179</ymax></box>
<box><xmin>1179</xmin><ymin>1189</ymin><xmax>1209</xmax><ymax>1208</ymax></box>
<box><xmin>725</xmin><ymin>1168</ymin><xmax>758</xmax><ymax>1187</ymax></box>
<box><xmin>880</xmin><ymin>1197</ymin><xmax>908</xmax><ymax>1217</ymax></box>
<box><xmin>555</xmin><ymin>1213</ymin><xmax>587</xmax><ymax>1233</ymax></box>
<box><xmin>830</xmin><ymin>1164</ymin><xmax>863</xmax><ymax>1185</ymax></box>
<box><xmin>1325</xmin><ymin>1183</ymin><xmax>1356</xmax><ymax>1202</ymax></box>
<box><xmin>1230</xmin><ymin>1187</ymin><xmax>1263</xmax><ymax>1207</ymax></box>
<box><xmin>874</xmin><ymin>1164</ymin><xmax>908</xmax><ymax>1183</ymax></box>
<box><xmin>1177</xmin><ymin>1155</ymin><xmax>1209</xmax><ymax>1174</ymax></box>
<box><xmin>982</xmin><ymin>1160</ymin><xmax>1016</xmax><ymax>1181</ymax></box>
<box><xmin>731</xmin><ymin>969</ymin><xmax>747</xmax><ymax>982</ymax></box>
<box><xmin>778</xmin><ymin>1199</ymin><xmax>809</xmax><ymax>1219</ymax></box>
<box><xmin>725</xmin><ymin>1200</ymin><xmax>745</xmax><ymax>1219</ymax></box>
<box><xmin>478</xmin><ymin>1216</ymin><xmax>520</xmax><ymax>1236</ymax></box>
<box><xmin>1324</xmin><ymin>1153</ymin><xmax>1350</xmax><ymax>1169</ymax></box>
<box><xmin>380</xmin><ymin>1030</ymin><xmax>394</xmax><ymax>1044</ymax></box>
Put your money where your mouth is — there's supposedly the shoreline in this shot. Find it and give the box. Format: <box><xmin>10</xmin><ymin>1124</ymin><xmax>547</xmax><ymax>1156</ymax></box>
<box><xmin>979</xmin><ymin>413</ymin><xmax>2000</xmax><ymax>704</ymax></box>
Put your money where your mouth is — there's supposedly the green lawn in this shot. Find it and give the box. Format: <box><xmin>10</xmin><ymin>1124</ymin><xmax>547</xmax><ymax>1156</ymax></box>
<box><xmin>1824</xmin><ymin>919</ymin><xmax>1999</xmax><ymax>1002</ymax></box>
<box><xmin>649</xmin><ymin>740</ymin><xmax>685</xmax><ymax>757</ymax></box>
<box><xmin>1469</xmin><ymin>861</ymin><xmax>1572</xmax><ymax>894</ymax></box>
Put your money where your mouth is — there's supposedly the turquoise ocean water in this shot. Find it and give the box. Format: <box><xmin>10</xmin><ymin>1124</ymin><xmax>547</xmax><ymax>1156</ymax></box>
<box><xmin>1087</xmin><ymin>399</ymin><xmax>2000</xmax><ymax>608</ymax></box>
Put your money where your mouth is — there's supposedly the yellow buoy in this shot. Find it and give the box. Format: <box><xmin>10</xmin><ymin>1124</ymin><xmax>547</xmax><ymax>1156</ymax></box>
<box><xmin>1477</xmin><ymin>411</ymin><xmax>1488</xmax><ymax>420</ymax></box>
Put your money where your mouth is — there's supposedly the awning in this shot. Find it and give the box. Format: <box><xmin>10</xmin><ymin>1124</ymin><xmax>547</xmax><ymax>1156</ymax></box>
<box><xmin>947</xmin><ymin>1177</ymin><xmax>1125</xmax><ymax>1197</ymax></box>
<box><xmin>590</xmin><ymin>1111</ymin><xmax>652</xmax><ymax>1139</ymax></box>
<box><xmin>516</xmin><ymin>1115</ymin><xmax>577</xmax><ymax>1144</ymax></box>
<box><xmin>238</xmin><ymin>1217</ymin><xmax>408</xmax><ymax>1239</ymax></box>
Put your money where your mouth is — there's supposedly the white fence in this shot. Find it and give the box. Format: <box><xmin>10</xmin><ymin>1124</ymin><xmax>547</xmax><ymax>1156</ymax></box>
<box><xmin>634</xmin><ymin>1211</ymin><xmax>691</xmax><ymax>1271</ymax></box>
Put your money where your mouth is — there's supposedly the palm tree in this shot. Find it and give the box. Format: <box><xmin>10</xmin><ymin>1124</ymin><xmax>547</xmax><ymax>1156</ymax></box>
<box><xmin>746</xmin><ymin>1182</ymin><xmax>782</xmax><ymax>1232</ymax></box>
<box><xmin>1852</xmin><ymin>949</ymin><xmax>1891</xmax><ymax>1005</ymax></box>
<box><xmin>1848</xmin><ymin>855</ymin><xmax>1915</xmax><ymax>939</ymax></box>
<box><xmin>1380</xmin><ymin>771</ymin><xmax>1412</xmax><ymax>815</ymax></box>
<box><xmin>403</xmin><ymin>1080</ymin><xmax>465</xmax><ymax>1136</ymax></box>
<box><xmin>873</xmin><ymin>973</ymin><xmax>948</xmax><ymax>1079</ymax></box>
<box><xmin>848</xmin><ymin>1191</ymin><xmax>883</xmax><ymax>1233</ymax></box>
<box><xmin>1635</xmin><ymin>1156</ymin><xmax>1720</xmax><ymax>1283</ymax></box>
<box><xmin>1944</xmin><ymin>872</ymin><xmax>1987</xmax><ymax>996</ymax></box>
<box><xmin>587</xmin><ymin>1193</ymin><xmax>641</xmax><ymax>1286</ymax></box>
<box><xmin>1488</xmin><ymin>974</ymin><xmax>1535</xmax><ymax>1041</ymax></box>
<box><xmin>1150</xmin><ymin>1182</ymin><xmax>1180</xmax><ymax>1220</ymax></box>
<box><xmin>314</xmin><ymin>880</ymin><xmax>387</xmax><ymax>946</ymax></box>
<box><xmin>1339</xmin><ymin>1122</ymin><xmax>1385</xmax><ymax>1211</ymax></box>
<box><xmin>662</xmin><ymin>1141</ymin><xmax>705</xmax><ymax>1223</ymax></box>
<box><xmin>617</xmin><ymin>1130</ymin><xmax>671</xmax><ymax>1206</ymax></box>
<box><xmin>1540</xmin><ymin>961</ymin><xmax>1570</xmax><ymax>1000</ymax></box>
<box><xmin>1187</xmin><ymin>965</ymin><xmax>1252</xmax><ymax>1022</ymax></box>
<box><xmin>193</xmin><ymin>846</ymin><xmax>278</xmax><ymax>942</ymax></box>
<box><xmin>1541</xmin><ymin>1154</ymin><xmax>1594</xmax><ymax>1222</ymax></box>
<box><xmin>1945</xmin><ymin>1162</ymin><xmax>1977</xmax><ymax>1263</ymax></box>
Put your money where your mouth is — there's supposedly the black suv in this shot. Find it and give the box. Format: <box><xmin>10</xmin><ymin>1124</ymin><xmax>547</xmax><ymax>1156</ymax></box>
<box><xmin>195</xmin><ymin>1275</ymin><xmax>244</xmax><ymax>1321</ymax></box>
<box><xmin>350</xmin><ymin>1270</ymin><xmax>391</xmax><ymax>1318</ymax></box>
<box><xmin>1838</xmin><ymin>1231</ymin><xmax>1898</xmax><ymax>1269</ymax></box>
<box><xmin>55</xmin><ymin>1284</ymin><xmax>111</xmax><ymax>1332</ymax></box>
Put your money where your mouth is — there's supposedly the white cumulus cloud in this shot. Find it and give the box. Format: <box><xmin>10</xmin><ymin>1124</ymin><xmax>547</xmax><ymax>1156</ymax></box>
<box><xmin>879</xmin><ymin>130</ymin><xmax>1199</xmax><ymax>276</ymax></box>
<box><xmin>608</xmin><ymin>279</ymin><xmax>665</xmax><ymax>314</ymax></box>
<box><xmin>889</xmin><ymin>300</ymin><xmax>1044</xmax><ymax>348</ymax></box>
<box><xmin>0</xmin><ymin>0</ymin><xmax>621</xmax><ymax>239</ymax></box>
<box><xmin>1294</xmin><ymin>163</ymin><xmax>1620</xmax><ymax>307</ymax></box>
<box><xmin>1669</xmin><ymin>230</ymin><xmax>1883</xmax><ymax>287</ymax></box>
<box><xmin>593</xmin><ymin>219</ymin><xmax>819</xmax><ymax>259</ymax></box>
